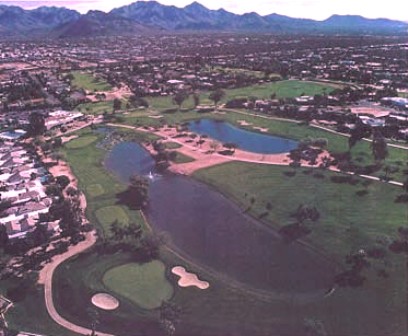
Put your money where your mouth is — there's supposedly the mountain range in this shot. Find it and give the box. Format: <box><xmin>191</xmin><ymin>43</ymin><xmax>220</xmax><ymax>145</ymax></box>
<box><xmin>0</xmin><ymin>1</ymin><xmax>406</xmax><ymax>38</ymax></box>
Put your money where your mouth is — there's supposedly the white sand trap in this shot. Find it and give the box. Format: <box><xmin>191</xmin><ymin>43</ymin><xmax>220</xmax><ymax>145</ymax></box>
<box><xmin>238</xmin><ymin>120</ymin><xmax>251</xmax><ymax>126</ymax></box>
<box><xmin>253</xmin><ymin>126</ymin><xmax>268</xmax><ymax>132</ymax></box>
<box><xmin>91</xmin><ymin>293</ymin><xmax>119</xmax><ymax>310</ymax></box>
<box><xmin>172</xmin><ymin>266</ymin><xmax>210</xmax><ymax>290</ymax></box>
<box><xmin>61</xmin><ymin>135</ymin><xmax>78</xmax><ymax>144</ymax></box>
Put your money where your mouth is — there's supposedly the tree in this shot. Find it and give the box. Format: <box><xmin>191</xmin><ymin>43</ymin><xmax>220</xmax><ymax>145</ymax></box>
<box><xmin>27</xmin><ymin>112</ymin><xmax>46</xmax><ymax>137</ymax></box>
<box><xmin>54</xmin><ymin>198</ymin><xmax>83</xmax><ymax>238</ymax></box>
<box><xmin>56</xmin><ymin>175</ymin><xmax>70</xmax><ymax>190</ymax></box>
<box><xmin>66</xmin><ymin>186</ymin><xmax>79</xmax><ymax>197</ymax></box>
<box><xmin>113</xmin><ymin>98</ymin><xmax>122</xmax><ymax>112</ymax></box>
<box><xmin>173</xmin><ymin>91</ymin><xmax>188</xmax><ymax>110</ymax></box>
<box><xmin>348</xmin><ymin>123</ymin><xmax>371</xmax><ymax>150</ymax></box>
<box><xmin>371</xmin><ymin>130</ymin><xmax>388</xmax><ymax>162</ymax></box>
<box><xmin>193</xmin><ymin>93</ymin><xmax>200</xmax><ymax>108</ymax></box>
<box><xmin>209</xmin><ymin>89</ymin><xmax>225</xmax><ymax>107</ymax></box>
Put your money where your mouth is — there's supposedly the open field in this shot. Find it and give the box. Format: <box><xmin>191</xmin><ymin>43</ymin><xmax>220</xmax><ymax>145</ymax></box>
<box><xmin>103</xmin><ymin>261</ymin><xmax>173</xmax><ymax>310</ymax></box>
<box><xmin>71</xmin><ymin>71</ymin><xmax>112</xmax><ymax>92</ymax></box>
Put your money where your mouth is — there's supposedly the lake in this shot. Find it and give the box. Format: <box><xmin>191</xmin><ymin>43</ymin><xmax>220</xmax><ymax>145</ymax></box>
<box><xmin>105</xmin><ymin>141</ymin><xmax>336</xmax><ymax>295</ymax></box>
<box><xmin>187</xmin><ymin>119</ymin><xmax>298</xmax><ymax>154</ymax></box>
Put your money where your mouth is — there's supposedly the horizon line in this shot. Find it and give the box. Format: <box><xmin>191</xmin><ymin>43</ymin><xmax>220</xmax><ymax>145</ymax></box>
<box><xmin>0</xmin><ymin>0</ymin><xmax>406</xmax><ymax>22</ymax></box>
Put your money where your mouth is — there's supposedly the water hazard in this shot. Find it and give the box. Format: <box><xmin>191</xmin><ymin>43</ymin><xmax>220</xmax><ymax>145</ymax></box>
<box><xmin>187</xmin><ymin>119</ymin><xmax>298</xmax><ymax>154</ymax></box>
<box><xmin>105</xmin><ymin>141</ymin><xmax>336</xmax><ymax>295</ymax></box>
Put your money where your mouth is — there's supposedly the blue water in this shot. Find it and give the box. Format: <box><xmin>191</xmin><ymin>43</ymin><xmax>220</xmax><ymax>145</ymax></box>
<box><xmin>104</xmin><ymin>142</ymin><xmax>156</xmax><ymax>184</ymax></box>
<box><xmin>188</xmin><ymin>119</ymin><xmax>298</xmax><ymax>154</ymax></box>
<box><xmin>104</xmin><ymin>142</ymin><xmax>336</xmax><ymax>294</ymax></box>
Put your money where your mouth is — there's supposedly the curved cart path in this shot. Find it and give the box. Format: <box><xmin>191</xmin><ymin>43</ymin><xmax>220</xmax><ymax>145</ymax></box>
<box><xmin>39</xmin><ymin>231</ymin><xmax>115</xmax><ymax>336</ymax></box>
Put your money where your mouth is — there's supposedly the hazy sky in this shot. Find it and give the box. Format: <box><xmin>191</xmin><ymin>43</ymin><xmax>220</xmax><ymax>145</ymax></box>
<box><xmin>1</xmin><ymin>0</ymin><xmax>407</xmax><ymax>21</ymax></box>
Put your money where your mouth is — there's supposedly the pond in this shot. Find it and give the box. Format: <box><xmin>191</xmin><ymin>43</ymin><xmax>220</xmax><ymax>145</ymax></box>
<box><xmin>187</xmin><ymin>119</ymin><xmax>298</xmax><ymax>154</ymax></box>
<box><xmin>105</xmin><ymin>142</ymin><xmax>336</xmax><ymax>295</ymax></box>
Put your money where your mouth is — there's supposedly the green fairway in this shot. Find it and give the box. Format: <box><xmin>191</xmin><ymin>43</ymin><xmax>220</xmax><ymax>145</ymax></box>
<box><xmin>71</xmin><ymin>71</ymin><xmax>112</xmax><ymax>92</ymax></box>
<box><xmin>171</xmin><ymin>152</ymin><xmax>195</xmax><ymax>164</ymax></box>
<box><xmin>86</xmin><ymin>183</ymin><xmax>104</xmax><ymax>197</ymax></box>
<box><xmin>193</xmin><ymin>162</ymin><xmax>406</xmax><ymax>258</ymax></box>
<box><xmin>1</xmin><ymin>279</ymin><xmax>77</xmax><ymax>336</ymax></box>
<box><xmin>95</xmin><ymin>206</ymin><xmax>130</xmax><ymax>236</ymax></box>
<box><xmin>65</xmin><ymin>135</ymin><xmax>98</xmax><ymax>149</ymax></box>
<box><xmin>62</xmin><ymin>128</ymin><xmax>150</xmax><ymax>238</ymax></box>
<box><xmin>77</xmin><ymin>101</ymin><xmax>114</xmax><ymax>115</ymax></box>
<box><xmin>222</xmin><ymin>80</ymin><xmax>337</xmax><ymax>101</ymax></box>
<box><xmin>103</xmin><ymin>261</ymin><xmax>174</xmax><ymax>310</ymax></box>
<box><xmin>163</xmin><ymin>142</ymin><xmax>182</xmax><ymax>149</ymax></box>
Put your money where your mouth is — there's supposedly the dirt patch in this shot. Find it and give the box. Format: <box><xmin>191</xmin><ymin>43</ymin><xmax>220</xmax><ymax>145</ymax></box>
<box><xmin>91</xmin><ymin>293</ymin><xmax>119</xmax><ymax>310</ymax></box>
<box><xmin>172</xmin><ymin>266</ymin><xmax>210</xmax><ymax>290</ymax></box>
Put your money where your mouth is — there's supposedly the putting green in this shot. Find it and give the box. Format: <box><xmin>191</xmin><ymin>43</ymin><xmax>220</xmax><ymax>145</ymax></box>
<box><xmin>103</xmin><ymin>261</ymin><xmax>173</xmax><ymax>310</ymax></box>
<box><xmin>65</xmin><ymin>135</ymin><xmax>98</xmax><ymax>149</ymax></box>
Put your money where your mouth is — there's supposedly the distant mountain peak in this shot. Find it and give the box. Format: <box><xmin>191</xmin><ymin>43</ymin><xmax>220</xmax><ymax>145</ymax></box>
<box><xmin>0</xmin><ymin>1</ymin><xmax>406</xmax><ymax>38</ymax></box>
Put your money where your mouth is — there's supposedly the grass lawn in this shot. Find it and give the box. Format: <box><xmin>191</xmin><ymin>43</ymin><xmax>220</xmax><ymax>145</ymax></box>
<box><xmin>193</xmin><ymin>162</ymin><xmax>407</xmax><ymax>258</ymax></box>
<box><xmin>76</xmin><ymin>101</ymin><xmax>114</xmax><ymax>115</ymax></box>
<box><xmin>163</xmin><ymin>142</ymin><xmax>182</xmax><ymax>149</ymax></box>
<box><xmin>171</xmin><ymin>152</ymin><xmax>195</xmax><ymax>164</ymax></box>
<box><xmin>1</xmin><ymin>280</ymin><xmax>78</xmax><ymax>336</ymax></box>
<box><xmin>86</xmin><ymin>183</ymin><xmax>104</xmax><ymax>198</ymax></box>
<box><xmin>95</xmin><ymin>206</ymin><xmax>130</xmax><ymax>236</ymax></box>
<box><xmin>62</xmin><ymin>128</ymin><xmax>149</xmax><ymax>238</ymax></box>
<box><xmin>209</xmin><ymin>66</ymin><xmax>281</xmax><ymax>80</ymax></box>
<box><xmin>71</xmin><ymin>71</ymin><xmax>112</xmax><ymax>92</ymax></box>
<box><xmin>65</xmin><ymin>135</ymin><xmax>98</xmax><ymax>149</ymax></box>
<box><xmin>103</xmin><ymin>261</ymin><xmax>173</xmax><ymax>310</ymax></box>
<box><xmin>222</xmin><ymin>80</ymin><xmax>337</xmax><ymax>101</ymax></box>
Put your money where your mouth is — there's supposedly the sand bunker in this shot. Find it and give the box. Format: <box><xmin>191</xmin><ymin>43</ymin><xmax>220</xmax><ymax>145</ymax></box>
<box><xmin>61</xmin><ymin>135</ymin><xmax>78</xmax><ymax>144</ymax></box>
<box><xmin>172</xmin><ymin>266</ymin><xmax>210</xmax><ymax>290</ymax></box>
<box><xmin>238</xmin><ymin>120</ymin><xmax>251</xmax><ymax>126</ymax></box>
<box><xmin>253</xmin><ymin>126</ymin><xmax>268</xmax><ymax>132</ymax></box>
<box><xmin>91</xmin><ymin>293</ymin><xmax>119</xmax><ymax>310</ymax></box>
